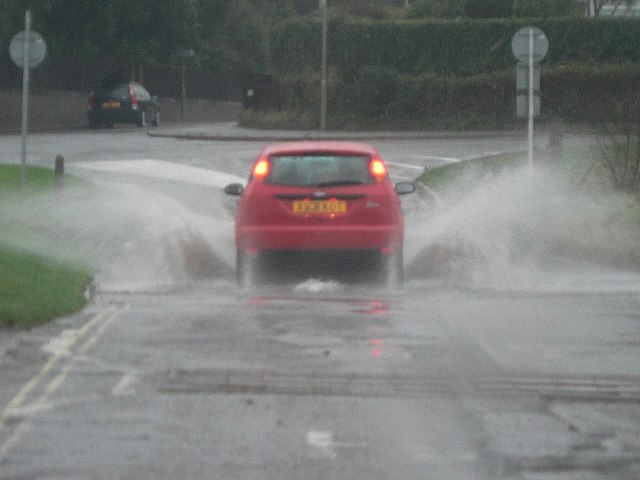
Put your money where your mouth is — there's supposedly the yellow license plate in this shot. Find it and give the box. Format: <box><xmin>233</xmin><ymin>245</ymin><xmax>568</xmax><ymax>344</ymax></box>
<box><xmin>102</xmin><ymin>101</ymin><xmax>121</xmax><ymax>109</ymax></box>
<box><xmin>293</xmin><ymin>199</ymin><xmax>347</xmax><ymax>214</ymax></box>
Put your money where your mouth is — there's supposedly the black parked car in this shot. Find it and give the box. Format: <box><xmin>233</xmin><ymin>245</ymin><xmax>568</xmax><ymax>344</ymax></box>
<box><xmin>87</xmin><ymin>82</ymin><xmax>160</xmax><ymax>128</ymax></box>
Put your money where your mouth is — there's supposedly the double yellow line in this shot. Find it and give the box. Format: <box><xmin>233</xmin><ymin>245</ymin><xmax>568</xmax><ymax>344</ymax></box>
<box><xmin>0</xmin><ymin>306</ymin><xmax>121</xmax><ymax>461</ymax></box>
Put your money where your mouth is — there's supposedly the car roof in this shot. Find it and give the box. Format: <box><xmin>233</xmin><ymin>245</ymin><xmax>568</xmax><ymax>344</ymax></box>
<box><xmin>261</xmin><ymin>141</ymin><xmax>379</xmax><ymax>157</ymax></box>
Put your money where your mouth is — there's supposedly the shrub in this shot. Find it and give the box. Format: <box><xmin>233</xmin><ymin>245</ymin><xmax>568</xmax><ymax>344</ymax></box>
<box><xmin>333</xmin><ymin>0</ymin><xmax>396</xmax><ymax>20</ymax></box>
<box><xmin>270</xmin><ymin>17</ymin><xmax>640</xmax><ymax>78</ymax></box>
<box><xmin>246</xmin><ymin>63</ymin><xmax>640</xmax><ymax>130</ymax></box>
<box><xmin>406</xmin><ymin>0</ymin><xmax>465</xmax><ymax>18</ymax></box>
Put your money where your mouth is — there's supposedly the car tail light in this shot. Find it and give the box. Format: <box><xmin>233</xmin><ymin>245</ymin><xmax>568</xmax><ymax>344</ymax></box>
<box><xmin>369</xmin><ymin>157</ymin><xmax>387</xmax><ymax>182</ymax></box>
<box><xmin>128</xmin><ymin>84</ymin><xmax>139</xmax><ymax>107</ymax></box>
<box><xmin>86</xmin><ymin>93</ymin><xmax>95</xmax><ymax>110</ymax></box>
<box><xmin>252</xmin><ymin>156</ymin><xmax>270</xmax><ymax>181</ymax></box>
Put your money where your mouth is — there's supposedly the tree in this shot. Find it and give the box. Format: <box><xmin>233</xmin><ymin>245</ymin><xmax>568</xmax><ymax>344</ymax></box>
<box><xmin>1</xmin><ymin>0</ymin><xmax>52</xmax><ymax>44</ymax></box>
<box><xmin>0</xmin><ymin>0</ymin><xmax>304</xmax><ymax>87</ymax></box>
<box><xmin>463</xmin><ymin>0</ymin><xmax>513</xmax><ymax>18</ymax></box>
<box><xmin>591</xmin><ymin>95</ymin><xmax>640</xmax><ymax>194</ymax></box>
<box><xmin>584</xmin><ymin>0</ymin><xmax>637</xmax><ymax>16</ymax></box>
<box><xmin>0</xmin><ymin>1</ymin><xmax>19</xmax><ymax>57</ymax></box>
<box><xmin>196</xmin><ymin>0</ymin><xmax>268</xmax><ymax>74</ymax></box>
<box><xmin>102</xmin><ymin>0</ymin><xmax>200</xmax><ymax>65</ymax></box>
<box><xmin>47</xmin><ymin>1</ymin><xmax>112</xmax><ymax>57</ymax></box>
<box><xmin>513</xmin><ymin>0</ymin><xmax>580</xmax><ymax>17</ymax></box>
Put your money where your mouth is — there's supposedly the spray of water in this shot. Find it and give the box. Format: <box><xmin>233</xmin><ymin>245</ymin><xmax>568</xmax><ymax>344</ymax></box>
<box><xmin>0</xmin><ymin>181</ymin><xmax>236</xmax><ymax>292</ymax></box>
<box><xmin>2</xmin><ymin>160</ymin><xmax>638</xmax><ymax>295</ymax></box>
<box><xmin>404</xmin><ymin>164</ymin><xmax>640</xmax><ymax>293</ymax></box>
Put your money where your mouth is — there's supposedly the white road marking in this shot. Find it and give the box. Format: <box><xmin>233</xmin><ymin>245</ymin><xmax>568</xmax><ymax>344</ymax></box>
<box><xmin>72</xmin><ymin>159</ymin><xmax>246</xmax><ymax>188</ymax></box>
<box><xmin>386</xmin><ymin>161</ymin><xmax>428</xmax><ymax>172</ymax></box>
<box><xmin>306</xmin><ymin>430</ymin><xmax>368</xmax><ymax>458</ymax></box>
<box><xmin>41</xmin><ymin>329</ymin><xmax>79</xmax><ymax>357</ymax></box>
<box><xmin>307</xmin><ymin>431</ymin><xmax>333</xmax><ymax>448</ymax></box>
<box><xmin>408</xmin><ymin>155</ymin><xmax>461</xmax><ymax>164</ymax></box>
<box><xmin>0</xmin><ymin>306</ymin><xmax>121</xmax><ymax>461</ymax></box>
<box><xmin>414</xmin><ymin>452</ymin><xmax>478</xmax><ymax>463</ymax></box>
<box><xmin>112</xmin><ymin>372</ymin><xmax>140</xmax><ymax>397</ymax></box>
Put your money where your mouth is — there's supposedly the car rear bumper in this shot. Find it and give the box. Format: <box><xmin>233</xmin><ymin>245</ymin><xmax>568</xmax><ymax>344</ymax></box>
<box><xmin>88</xmin><ymin>109</ymin><xmax>139</xmax><ymax>123</ymax></box>
<box><xmin>237</xmin><ymin>224</ymin><xmax>402</xmax><ymax>252</ymax></box>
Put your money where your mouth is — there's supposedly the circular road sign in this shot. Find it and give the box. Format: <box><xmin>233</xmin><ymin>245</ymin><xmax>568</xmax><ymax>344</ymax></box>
<box><xmin>511</xmin><ymin>27</ymin><xmax>548</xmax><ymax>63</ymax></box>
<box><xmin>9</xmin><ymin>30</ymin><xmax>47</xmax><ymax>68</ymax></box>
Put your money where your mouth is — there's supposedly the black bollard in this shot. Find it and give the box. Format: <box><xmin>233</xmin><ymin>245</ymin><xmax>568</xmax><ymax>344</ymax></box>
<box><xmin>54</xmin><ymin>154</ymin><xmax>64</xmax><ymax>190</ymax></box>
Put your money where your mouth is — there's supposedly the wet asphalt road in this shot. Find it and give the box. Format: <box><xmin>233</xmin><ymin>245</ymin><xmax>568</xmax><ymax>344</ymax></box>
<box><xmin>0</xmin><ymin>127</ymin><xmax>639</xmax><ymax>479</ymax></box>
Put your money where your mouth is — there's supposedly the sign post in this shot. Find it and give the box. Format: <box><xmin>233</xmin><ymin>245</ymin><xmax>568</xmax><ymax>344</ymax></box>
<box><xmin>179</xmin><ymin>49</ymin><xmax>195</xmax><ymax>122</ymax></box>
<box><xmin>511</xmin><ymin>27</ymin><xmax>548</xmax><ymax>190</ymax></box>
<box><xmin>319</xmin><ymin>0</ymin><xmax>328</xmax><ymax>131</ymax></box>
<box><xmin>9</xmin><ymin>10</ymin><xmax>47</xmax><ymax>190</ymax></box>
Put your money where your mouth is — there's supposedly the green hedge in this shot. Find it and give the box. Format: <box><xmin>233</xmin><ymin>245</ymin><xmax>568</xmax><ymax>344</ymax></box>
<box><xmin>255</xmin><ymin>16</ymin><xmax>640</xmax><ymax>129</ymax></box>
<box><xmin>270</xmin><ymin>16</ymin><xmax>640</xmax><ymax>77</ymax></box>
<box><xmin>245</xmin><ymin>63</ymin><xmax>640</xmax><ymax>129</ymax></box>
<box><xmin>543</xmin><ymin>62</ymin><xmax>640</xmax><ymax>122</ymax></box>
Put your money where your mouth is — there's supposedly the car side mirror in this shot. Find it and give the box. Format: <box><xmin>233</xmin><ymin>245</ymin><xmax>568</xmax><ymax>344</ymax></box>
<box><xmin>395</xmin><ymin>181</ymin><xmax>415</xmax><ymax>195</ymax></box>
<box><xmin>224</xmin><ymin>183</ymin><xmax>244</xmax><ymax>196</ymax></box>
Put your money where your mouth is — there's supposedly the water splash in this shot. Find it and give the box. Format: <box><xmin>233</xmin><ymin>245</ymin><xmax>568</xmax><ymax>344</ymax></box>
<box><xmin>293</xmin><ymin>278</ymin><xmax>342</xmax><ymax>294</ymax></box>
<box><xmin>405</xmin><ymin>165</ymin><xmax>640</xmax><ymax>293</ymax></box>
<box><xmin>3</xmin><ymin>161</ymin><xmax>638</xmax><ymax>295</ymax></box>
<box><xmin>0</xmin><ymin>181</ymin><xmax>236</xmax><ymax>292</ymax></box>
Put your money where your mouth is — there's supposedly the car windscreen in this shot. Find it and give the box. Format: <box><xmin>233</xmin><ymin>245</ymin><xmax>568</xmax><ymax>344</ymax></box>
<box><xmin>266</xmin><ymin>155</ymin><xmax>372</xmax><ymax>187</ymax></box>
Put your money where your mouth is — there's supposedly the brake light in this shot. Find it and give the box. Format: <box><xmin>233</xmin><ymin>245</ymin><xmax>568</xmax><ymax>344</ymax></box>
<box><xmin>128</xmin><ymin>84</ymin><xmax>139</xmax><ymax>107</ymax></box>
<box><xmin>370</xmin><ymin>157</ymin><xmax>387</xmax><ymax>182</ymax></box>
<box><xmin>252</xmin><ymin>156</ymin><xmax>270</xmax><ymax>180</ymax></box>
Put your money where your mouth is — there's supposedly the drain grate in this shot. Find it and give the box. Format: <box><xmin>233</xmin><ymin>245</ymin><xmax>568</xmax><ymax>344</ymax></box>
<box><xmin>159</xmin><ymin>368</ymin><xmax>640</xmax><ymax>402</ymax></box>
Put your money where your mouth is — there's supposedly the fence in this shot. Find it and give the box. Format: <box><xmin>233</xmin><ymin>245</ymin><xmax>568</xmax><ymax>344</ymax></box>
<box><xmin>0</xmin><ymin>53</ymin><xmax>241</xmax><ymax>101</ymax></box>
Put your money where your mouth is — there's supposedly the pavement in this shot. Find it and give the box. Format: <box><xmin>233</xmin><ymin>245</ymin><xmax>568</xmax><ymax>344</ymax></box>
<box><xmin>147</xmin><ymin>121</ymin><xmax>528</xmax><ymax>143</ymax></box>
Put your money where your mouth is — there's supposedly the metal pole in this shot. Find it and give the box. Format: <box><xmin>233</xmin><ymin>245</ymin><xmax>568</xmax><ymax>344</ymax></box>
<box><xmin>181</xmin><ymin>57</ymin><xmax>186</xmax><ymax>122</ymax></box>
<box><xmin>527</xmin><ymin>28</ymin><xmax>534</xmax><ymax>191</ymax></box>
<box><xmin>320</xmin><ymin>0</ymin><xmax>327</xmax><ymax>131</ymax></box>
<box><xmin>20</xmin><ymin>10</ymin><xmax>31</xmax><ymax>190</ymax></box>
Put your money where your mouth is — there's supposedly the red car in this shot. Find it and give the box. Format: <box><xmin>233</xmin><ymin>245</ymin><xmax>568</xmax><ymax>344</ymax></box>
<box><xmin>224</xmin><ymin>141</ymin><xmax>415</xmax><ymax>286</ymax></box>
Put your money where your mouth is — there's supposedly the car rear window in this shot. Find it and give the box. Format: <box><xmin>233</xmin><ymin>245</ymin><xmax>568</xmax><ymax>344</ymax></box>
<box><xmin>266</xmin><ymin>155</ymin><xmax>373</xmax><ymax>187</ymax></box>
<box><xmin>110</xmin><ymin>85</ymin><xmax>131</xmax><ymax>100</ymax></box>
<box><xmin>134</xmin><ymin>85</ymin><xmax>151</xmax><ymax>100</ymax></box>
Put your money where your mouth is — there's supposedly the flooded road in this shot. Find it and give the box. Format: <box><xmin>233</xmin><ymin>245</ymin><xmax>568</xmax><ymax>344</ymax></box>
<box><xmin>0</xmin><ymin>128</ymin><xmax>639</xmax><ymax>479</ymax></box>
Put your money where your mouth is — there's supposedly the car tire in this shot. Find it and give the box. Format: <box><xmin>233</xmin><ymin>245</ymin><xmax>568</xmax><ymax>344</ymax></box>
<box><xmin>137</xmin><ymin>110</ymin><xmax>147</xmax><ymax>127</ymax></box>
<box><xmin>236</xmin><ymin>250</ymin><xmax>256</xmax><ymax>289</ymax></box>
<box><xmin>89</xmin><ymin>117</ymin><xmax>101</xmax><ymax>129</ymax></box>
<box><xmin>381</xmin><ymin>249</ymin><xmax>403</xmax><ymax>288</ymax></box>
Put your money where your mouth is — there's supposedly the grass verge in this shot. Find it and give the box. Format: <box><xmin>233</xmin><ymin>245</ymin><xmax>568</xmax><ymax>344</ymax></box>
<box><xmin>418</xmin><ymin>145</ymin><xmax>599</xmax><ymax>194</ymax></box>
<box><xmin>0</xmin><ymin>165</ymin><xmax>93</xmax><ymax>329</ymax></box>
<box><xmin>0</xmin><ymin>245</ymin><xmax>92</xmax><ymax>328</ymax></box>
<box><xmin>0</xmin><ymin>162</ymin><xmax>82</xmax><ymax>192</ymax></box>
